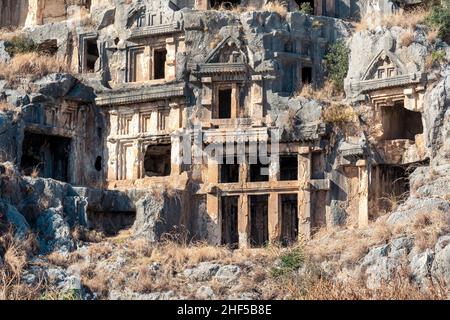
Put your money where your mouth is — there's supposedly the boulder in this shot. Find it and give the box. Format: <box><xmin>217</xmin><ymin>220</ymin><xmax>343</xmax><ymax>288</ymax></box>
<box><xmin>409</xmin><ymin>249</ymin><xmax>434</xmax><ymax>286</ymax></box>
<box><xmin>214</xmin><ymin>265</ymin><xmax>241</xmax><ymax>283</ymax></box>
<box><xmin>36</xmin><ymin>207</ymin><xmax>74</xmax><ymax>253</ymax></box>
<box><xmin>431</xmin><ymin>242</ymin><xmax>450</xmax><ymax>285</ymax></box>
<box><xmin>0</xmin><ymin>41</ymin><xmax>10</xmax><ymax>63</ymax></box>
<box><xmin>196</xmin><ymin>286</ymin><xmax>215</xmax><ymax>299</ymax></box>
<box><xmin>132</xmin><ymin>192</ymin><xmax>181</xmax><ymax>242</ymax></box>
<box><xmin>183</xmin><ymin>262</ymin><xmax>220</xmax><ymax>281</ymax></box>
<box><xmin>31</xmin><ymin>73</ymin><xmax>76</xmax><ymax>97</ymax></box>
<box><xmin>4</xmin><ymin>203</ymin><xmax>30</xmax><ymax>239</ymax></box>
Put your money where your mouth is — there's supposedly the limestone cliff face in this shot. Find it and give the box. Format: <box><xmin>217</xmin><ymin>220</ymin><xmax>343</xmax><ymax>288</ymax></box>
<box><xmin>0</xmin><ymin>0</ymin><xmax>450</xmax><ymax>297</ymax></box>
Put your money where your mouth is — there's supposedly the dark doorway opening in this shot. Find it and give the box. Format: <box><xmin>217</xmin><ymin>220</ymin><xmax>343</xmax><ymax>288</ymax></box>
<box><xmin>210</xmin><ymin>0</ymin><xmax>241</xmax><ymax>9</ymax></box>
<box><xmin>88</xmin><ymin>211</ymin><xmax>136</xmax><ymax>236</ymax></box>
<box><xmin>250</xmin><ymin>195</ymin><xmax>269</xmax><ymax>247</ymax></box>
<box><xmin>280</xmin><ymin>154</ymin><xmax>298</xmax><ymax>181</ymax></box>
<box><xmin>85</xmin><ymin>38</ymin><xmax>99</xmax><ymax>72</ymax></box>
<box><xmin>249</xmin><ymin>158</ymin><xmax>269</xmax><ymax>182</ymax></box>
<box><xmin>381</xmin><ymin>103</ymin><xmax>423</xmax><ymax>140</ymax></box>
<box><xmin>217</xmin><ymin>88</ymin><xmax>232</xmax><ymax>119</ymax></box>
<box><xmin>220</xmin><ymin>156</ymin><xmax>239</xmax><ymax>183</ymax></box>
<box><xmin>302</xmin><ymin>66</ymin><xmax>312</xmax><ymax>84</ymax></box>
<box><xmin>154</xmin><ymin>48</ymin><xmax>167</xmax><ymax>79</ymax></box>
<box><xmin>20</xmin><ymin>132</ymin><xmax>71</xmax><ymax>182</ymax></box>
<box><xmin>38</xmin><ymin>39</ymin><xmax>58</xmax><ymax>56</ymax></box>
<box><xmin>221</xmin><ymin>196</ymin><xmax>239</xmax><ymax>248</ymax></box>
<box><xmin>95</xmin><ymin>156</ymin><xmax>102</xmax><ymax>171</ymax></box>
<box><xmin>280</xmin><ymin>194</ymin><xmax>298</xmax><ymax>246</ymax></box>
<box><xmin>144</xmin><ymin>144</ymin><xmax>171</xmax><ymax>177</ymax></box>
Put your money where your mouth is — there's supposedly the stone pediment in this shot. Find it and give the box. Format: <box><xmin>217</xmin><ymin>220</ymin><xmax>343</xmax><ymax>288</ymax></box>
<box><xmin>191</xmin><ymin>36</ymin><xmax>249</xmax><ymax>77</ymax></box>
<box><xmin>346</xmin><ymin>49</ymin><xmax>426</xmax><ymax>99</ymax></box>
<box><xmin>204</xmin><ymin>36</ymin><xmax>247</xmax><ymax>64</ymax></box>
<box><xmin>362</xmin><ymin>50</ymin><xmax>407</xmax><ymax>81</ymax></box>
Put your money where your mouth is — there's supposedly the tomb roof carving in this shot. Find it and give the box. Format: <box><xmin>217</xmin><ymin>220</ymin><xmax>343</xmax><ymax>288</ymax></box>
<box><xmin>95</xmin><ymin>82</ymin><xmax>185</xmax><ymax>106</ymax></box>
<box><xmin>346</xmin><ymin>49</ymin><xmax>427</xmax><ymax>98</ymax></box>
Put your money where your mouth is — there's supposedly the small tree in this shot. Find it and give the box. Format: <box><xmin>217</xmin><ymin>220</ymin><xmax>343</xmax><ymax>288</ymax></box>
<box><xmin>324</xmin><ymin>40</ymin><xmax>350</xmax><ymax>93</ymax></box>
<box><xmin>426</xmin><ymin>0</ymin><xmax>450</xmax><ymax>42</ymax></box>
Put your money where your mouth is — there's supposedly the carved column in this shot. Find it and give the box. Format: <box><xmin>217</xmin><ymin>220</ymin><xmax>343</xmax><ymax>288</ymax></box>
<box><xmin>171</xmin><ymin>134</ymin><xmax>181</xmax><ymax>177</ymax></box>
<box><xmin>132</xmin><ymin>141</ymin><xmax>140</xmax><ymax>180</ymax></box>
<box><xmin>201</xmin><ymin>77</ymin><xmax>213</xmax><ymax>125</ymax></box>
<box><xmin>206</xmin><ymin>158</ymin><xmax>220</xmax><ymax>244</ymax></box>
<box><xmin>357</xmin><ymin>159</ymin><xmax>369</xmax><ymax>228</ymax></box>
<box><xmin>298</xmin><ymin>147</ymin><xmax>311</xmax><ymax>240</ymax></box>
<box><xmin>231</xmin><ymin>83</ymin><xmax>239</xmax><ymax>119</ymax></box>
<box><xmin>268</xmin><ymin>192</ymin><xmax>280</xmax><ymax>243</ymax></box>
<box><xmin>250</xmin><ymin>75</ymin><xmax>264</xmax><ymax>126</ymax></box>
<box><xmin>166</xmin><ymin>37</ymin><xmax>176</xmax><ymax>81</ymax></box>
<box><xmin>238</xmin><ymin>194</ymin><xmax>249</xmax><ymax>248</ymax></box>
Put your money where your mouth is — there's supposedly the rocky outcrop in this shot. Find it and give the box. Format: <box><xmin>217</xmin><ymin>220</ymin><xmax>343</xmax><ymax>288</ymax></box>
<box><xmin>133</xmin><ymin>192</ymin><xmax>182</xmax><ymax>242</ymax></box>
<box><xmin>36</xmin><ymin>207</ymin><xmax>74</xmax><ymax>253</ymax></box>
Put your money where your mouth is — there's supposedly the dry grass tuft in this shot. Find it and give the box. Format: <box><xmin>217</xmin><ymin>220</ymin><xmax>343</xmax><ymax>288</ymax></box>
<box><xmin>426</xmin><ymin>28</ymin><xmax>439</xmax><ymax>44</ymax></box>
<box><xmin>0</xmin><ymin>229</ymin><xmax>42</xmax><ymax>300</ymax></box>
<box><xmin>72</xmin><ymin>226</ymin><xmax>105</xmax><ymax>243</ymax></box>
<box><xmin>0</xmin><ymin>27</ymin><xmax>23</xmax><ymax>41</ymax></box>
<box><xmin>262</xmin><ymin>1</ymin><xmax>288</xmax><ymax>18</ymax></box>
<box><xmin>322</xmin><ymin>103</ymin><xmax>358</xmax><ymax>124</ymax></box>
<box><xmin>399</xmin><ymin>29</ymin><xmax>416</xmax><ymax>47</ymax></box>
<box><xmin>299</xmin><ymin>270</ymin><xmax>447</xmax><ymax>300</ymax></box>
<box><xmin>411</xmin><ymin>211</ymin><xmax>450</xmax><ymax>251</ymax></box>
<box><xmin>0</xmin><ymin>52</ymin><xmax>70</xmax><ymax>86</ymax></box>
<box><xmin>355</xmin><ymin>9</ymin><xmax>427</xmax><ymax>32</ymax></box>
<box><xmin>296</xmin><ymin>80</ymin><xmax>342</xmax><ymax>102</ymax></box>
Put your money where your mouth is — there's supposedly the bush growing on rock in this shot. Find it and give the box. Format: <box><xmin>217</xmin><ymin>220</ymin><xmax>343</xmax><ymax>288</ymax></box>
<box><xmin>426</xmin><ymin>0</ymin><xmax>450</xmax><ymax>42</ymax></box>
<box><xmin>4</xmin><ymin>36</ymin><xmax>38</xmax><ymax>57</ymax></box>
<box><xmin>324</xmin><ymin>40</ymin><xmax>349</xmax><ymax>93</ymax></box>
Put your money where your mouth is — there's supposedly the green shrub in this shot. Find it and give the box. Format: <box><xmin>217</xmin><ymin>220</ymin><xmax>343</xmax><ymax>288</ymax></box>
<box><xmin>299</xmin><ymin>3</ymin><xmax>313</xmax><ymax>15</ymax></box>
<box><xmin>426</xmin><ymin>0</ymin><xmax>450</xmax><ymax>41</ymax></box>
<box><xmin>324</xmin><ymin>40</ymin><xmax>350</xmax><ymax>92</ymax></box>
<box><xmin>426</xmin><ymin>49</ymin><xmax>447</xmax><ymax>69</ymax></box>
<box><xmin>4</xmin><ymin>36</ymin><xmax>38</xmax><ymax>57</ymax></box>
<box><xmin>271</xmin><ymin>246</ymin><xmax>304</xmax><ymax>278</ymax></box>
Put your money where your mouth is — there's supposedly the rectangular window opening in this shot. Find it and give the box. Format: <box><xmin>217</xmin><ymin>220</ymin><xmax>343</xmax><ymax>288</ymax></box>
<box><xmin>249</xmin><ymin>195</ymin><xmax>269</xmax><ymax>247</ymax></box>
<box><xmin>144</xmin><ymin>144</ymin><xmax>171</xmax><ymax>177</ymax></box>
<box><xmin>153</xmin><ymin>48</ymin><xmax>167</xmax><ymax>80</ymax></box>
<box><xmin>221</xmin><ymin>196</ymin><xmax>239</xmax><ymax>248</ymax></box>
<box><xmin>217</xmin><ymin>88</ymin><xmax>232</xmax><ymax>119</ymax></box>
<box><xmin>220</xmin><ymin>156</ymin><xmax>240</xmax><ymax>183</ymax></box>
<box><xmin>84</xmin><ymin>38</ymin><xmax>99</xmax><ymax>73</ymax></box>
<box><xmin>280</xmin><ymin>154</ymin><xmax>298</xmax><ymax>181</ymax></box>
<box><xmin>280</xmin><ymin>194</ymin><xmax>298</xmax><ymax>246</ymax></box>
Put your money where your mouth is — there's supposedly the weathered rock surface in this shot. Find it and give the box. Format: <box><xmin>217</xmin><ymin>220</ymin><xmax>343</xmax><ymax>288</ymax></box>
<box><xmin>36</xmin><ymin>207</ymin><xmax>74</xmax><ymax>253</ymax></box>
